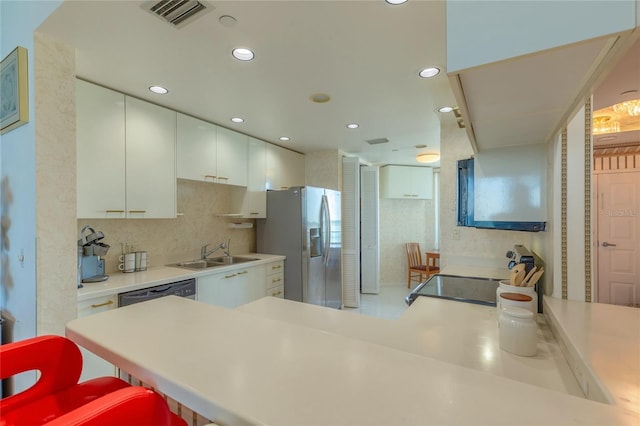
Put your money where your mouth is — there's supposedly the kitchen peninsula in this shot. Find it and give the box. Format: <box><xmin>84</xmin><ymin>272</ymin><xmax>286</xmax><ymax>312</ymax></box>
<box><xmin>66</xmin><ymin>295</ymin><xmax>638</xmax><ymax>425</ymax></box>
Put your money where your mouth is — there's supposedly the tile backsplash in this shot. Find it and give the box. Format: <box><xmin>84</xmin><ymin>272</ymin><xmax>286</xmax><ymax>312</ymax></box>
<box><xmin>78</xmin><ymin>179</ymin><xmax>255</xmax><ymax>274</ymax></box>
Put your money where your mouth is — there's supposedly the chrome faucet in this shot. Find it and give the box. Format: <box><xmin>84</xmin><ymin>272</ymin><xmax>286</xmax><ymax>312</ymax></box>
<box><xmin>201</xmin><ymin>241</ymin><xmax>227</xmax><ymax>260</ymax></box>
<box><xmin>223</xmin><ymin>239</ymin><xmax>231</xmax><ymax>257</ymax></box>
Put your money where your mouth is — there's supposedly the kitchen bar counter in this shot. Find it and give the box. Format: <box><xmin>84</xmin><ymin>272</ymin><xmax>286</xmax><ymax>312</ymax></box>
<box><xmin>544</xmin><ymin>296</ymin><xmax>640</xmax><ymax>416</ymax></box>
<box><xmin>77</xmin><ymin>253</ymin><xmax>285</xmax><ymax>301</ymax></box>
<box><xmin>66</xmin><ymin>296</ymin><xmax>636</xmax><ymax>425</ymax></box>
<box><xmin>239</xmin><ymin>296</ymin><xmax>582</xmax><ymax>396</ymax></box>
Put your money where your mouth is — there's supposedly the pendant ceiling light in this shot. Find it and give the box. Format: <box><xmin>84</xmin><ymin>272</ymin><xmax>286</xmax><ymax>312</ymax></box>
<box><xmin>593</xmin><ymin>116</ymin><xmax>620</xmax><ymax>135</ymax></box>
<box><xmin>612</xmin><ymin>99</ymin><xmax>640</xmax><ymax>117</ymax></box>
<box><xmin>416</xmin><ymin>153</ymin><xmax>440</xmax><ymax>163</ymax></box>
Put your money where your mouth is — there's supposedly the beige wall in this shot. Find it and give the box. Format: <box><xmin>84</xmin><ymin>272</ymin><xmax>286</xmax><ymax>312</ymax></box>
<box><xmin>35</xmin><ymin>33</ymin><xmax>77</xmax><ymax>336</ymax></box>
<box><xmin>79</xmin><ymin>180</ymin><xmax>255</xmax><ymax>275</ymax></box>
<box><xmin>305</xmin><ymin>150</ymin><xmax>341</xmax><ymax>190</ymax></box>
<box><xmin>379</xmin><ymin>197</ymin><xmax>435</xmax><ymax>285</ymax></box>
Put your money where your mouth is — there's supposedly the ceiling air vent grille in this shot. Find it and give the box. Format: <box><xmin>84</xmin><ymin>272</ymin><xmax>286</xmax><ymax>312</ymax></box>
<box><xmin>146</xmin><ymin>0</ymin><xmax>211</xmax><ymax>27</ymax></box>
<box><xmin>366</xmin><ymin>138</ymin><xmax>389</xmax><ymax>145</ymax></box>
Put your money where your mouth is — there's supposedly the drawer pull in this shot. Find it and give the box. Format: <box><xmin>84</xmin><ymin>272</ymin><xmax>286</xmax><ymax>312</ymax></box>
<box><xmin>225</xmin><ymin>273</ymin><xmax>237</xmax><ymax>279</ymax></box>
<box><xmin>91</xmin><ymin>300</ymin><xmax>114</xmax><ymax>308</ymax></box>
<box><xmin>237</xmin><ymin>270</ymin><xmax>248</xmax><ymax>275</ymax></box>
<box><xmin>271</xmin><ymin>278</ymin><xmax>282</xmax><ymax>283</ymax></box>
<box><xmin>204</xmin><ymin>175</ymin><xmax>217</xmax><ymax>179</ymax></box>
<box><xmin>106</xmin><ymin>210</ymin><xmax>125</xmax><ymax>213</ymax></box>
<box><xmin>128</xmin><ymin>210</ymin><xmax>147</xmax><ymax>214</ymax></box>
<box><xmin>271</xmin><ymin>265</ymin><xmax>282</xmax><ymax>270</ymax></box>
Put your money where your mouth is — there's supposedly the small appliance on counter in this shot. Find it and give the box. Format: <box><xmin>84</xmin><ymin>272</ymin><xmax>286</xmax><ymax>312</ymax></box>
<box><xmin>78</xmin><ymin>225</ymin><xmax>109</xmax><ymax>286</ymax></box>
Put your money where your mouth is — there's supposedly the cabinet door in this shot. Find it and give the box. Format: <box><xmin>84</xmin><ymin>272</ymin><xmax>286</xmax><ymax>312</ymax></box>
<box><xmin>237</xmin><ymin>265</ymin><xmax>266</xmax><ymax>306</ymax></box>
<box><xmin>77</xmin><ymin>296</ymin><xmax>117</xmax><ymax>381</ymax></box>
<box><xmin>125</xmin><ymin>97</ymin><xmax>177</xmax><ymax>218</ymax></box>
<box><xmin>243</xmin><ymin>137</ymin><xmax>267</xmax><ymax>218</ymax></box>
<box><xmin>380</xmin><ymin>166</ymin><xmax>410</xmax><ymax>198</ymax></box>
<box><xmin>216</xmin><ymin>127</ymin><xmax>248</xmax><ymax>187</ymax></box>
<box><xmin>76</xmin><ymin>80</ymin><xmax>126</xmax><ymax>218</ymax></box>
<box><xmin>197</xmin><ymin>273</ymin><xmax>238</xmax><ymax>308</ymax></box>
<box><xmin>411</xmin><ymin>167</ymin><xmax>433</xmax><ymax>199</ymax></box>
<box><xmin>266</xmin><ymin>144</ymin><xmax>305</xmax><ymax>190</ymax></box>
<box><xmin>176</xmin><ymin>113</ymin><xmax>217</xmax><ymax>182</ymax></box>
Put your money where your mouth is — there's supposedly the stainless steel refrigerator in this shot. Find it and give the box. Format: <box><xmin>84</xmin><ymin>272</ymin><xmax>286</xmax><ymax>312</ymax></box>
<box><xmin>257</xmin><ymin>186</ymin><xmax>342</xmax><ymax>309</ymax></box>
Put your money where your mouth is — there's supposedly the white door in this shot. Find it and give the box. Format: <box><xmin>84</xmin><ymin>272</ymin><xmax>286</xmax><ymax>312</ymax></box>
<box><xmin>596</xmin><ymin>171</ymin><xmax>640</xmax><ymax>307</ymax></box>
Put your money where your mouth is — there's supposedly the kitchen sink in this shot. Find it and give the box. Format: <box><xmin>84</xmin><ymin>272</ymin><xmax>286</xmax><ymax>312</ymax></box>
<box><xmin>168</xmin><ymin>256</ymin><xmax>259</xmax><ymax>270</ymax></box>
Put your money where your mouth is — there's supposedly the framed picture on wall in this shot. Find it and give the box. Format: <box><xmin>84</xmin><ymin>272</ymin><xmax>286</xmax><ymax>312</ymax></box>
<box><xmin>1</xmin><ymin>46</ymin><xmax>29</xmax><ymax>135</ymax></box>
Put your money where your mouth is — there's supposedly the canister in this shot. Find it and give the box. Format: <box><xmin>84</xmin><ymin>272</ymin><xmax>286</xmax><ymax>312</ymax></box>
<box><xmin>496</xmin><ymin>281</ymin><xmax>537</xmax><ymax>319</ymax></box>
<box><xmin>498</xmin><ymin>307</ymin><xmax>537</xmax><ymax>357</ymax></box>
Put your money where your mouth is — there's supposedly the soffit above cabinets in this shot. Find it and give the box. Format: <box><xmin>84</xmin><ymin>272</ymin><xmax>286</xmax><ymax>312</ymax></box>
<box><xmin>449</xmin><ymin>34</ymin><xmax>632</xmax><ymax>153</ymax></box>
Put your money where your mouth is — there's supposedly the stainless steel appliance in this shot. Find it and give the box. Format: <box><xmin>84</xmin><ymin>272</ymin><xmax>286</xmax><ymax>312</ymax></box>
<box><xmin>118</xmin><ymin>279</ymin><xmax>196</xmax><ymax>307</ymax></box>
<box><xmin>406</xmin><ymin>275</ymin><xmax>501</xmax><ymax>306</ymax></box>
<box><xmin>78</xmin><ymin>225</ymin><xmax>110</xmax><ymax>285</ymax></box>
<box><xmin>257</xmin><ymin>186</ymin><xmax>342</xmax><ymax>309</ymax></box>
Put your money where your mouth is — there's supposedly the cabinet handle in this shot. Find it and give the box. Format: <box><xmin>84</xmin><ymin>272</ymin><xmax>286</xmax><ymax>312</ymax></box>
<box><xmin>237</xmin><ymin>270</ymin><xmax>248</xmax><ymax>275</ymax></box>
<box><xmin>204</xmin><ymin>175</ymin><xmax>217</xmax><ymax>180</ymax></box>
<box><xmin>250</xmin><ymin>212</ymin><xmax>260</xmax><ymax>215</ymax></box>
<box><xmin>271</xmin><ymin>278</ymin><xmax>281</xmax><ymax>283</ymax></box>
<box><xmin>271</xmin><ymin>290</ymin><xmax>282</xmax><ymax>296</ymax></box>
<box><xmin>91</xmin><ymin>300</ymin><xmax>114</xmax><ymax>308</ymax></box>
<box><xmin>218</xmin><ymin>177</ymin><xmax>229</xmax><ymax>181</ymax></box>
<box><xmin>128</xmin><ymin>210</ymin><xmax>147</xmax><ymax>214</ymax></box>
<box><xmin>224</xmin><ymin>273</ymin><xmax>237</xmax><ymax>279</ymax></box>
<box><xmin>271</xmin><ymin>265</ymin><xmax>282</xmax><ymax>270</ymax></box>
<box><xmin>106</xmin><ymin>210</ymin><xmax>125</xmax><ymax>213</ymax></box>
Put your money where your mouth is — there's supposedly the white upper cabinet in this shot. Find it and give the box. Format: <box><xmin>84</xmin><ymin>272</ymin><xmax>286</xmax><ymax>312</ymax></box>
<box><xmin>176</xmin><ymin>113</ymin><xmax>217</xmax><ymax>182</ymax></box>
<box><xmin>244</xmin><ymin>137</ymin><xmax>267</xmax><ymax>217</ymax></box>
<box><xmin>125</xmin><ymin>97</ymin><xmax>177</xmax><ymax>218</ymax></box>
<box><xmin>216</xmin><ymin>126</ymin><xmax>248</xmax><ymax>187</ymax></box>
<box><xmin>76</xmin><ymin>80</ymin><xmax>126</xmax><ymax>218</ymax></box>
<box><xmin>266</xmin><ymin>144</ymin><xmax>305</xmax><ymax>190</ymax></box>
<box><xmin>380</xmin><ymin>165</ymin><xmax>433</xmax><ymax>199</ymax></box>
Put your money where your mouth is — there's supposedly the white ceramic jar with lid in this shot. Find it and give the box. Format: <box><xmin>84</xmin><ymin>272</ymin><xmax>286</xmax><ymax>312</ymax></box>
<box><xmin>497</xmin><ymin>281</ymin><xmax>537</xmax><ymax>319</ymax></box>
<box><xmin>498</xmin><ymin>307</ymin><xmax>537</xmax><ymax>357</ymax></box>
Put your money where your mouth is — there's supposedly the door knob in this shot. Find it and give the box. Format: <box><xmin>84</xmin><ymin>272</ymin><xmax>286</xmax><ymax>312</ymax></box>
<box><xmin>601</xmin><ymin>242</ymin><xmax>617</xmax><ymax>247</ymax></box>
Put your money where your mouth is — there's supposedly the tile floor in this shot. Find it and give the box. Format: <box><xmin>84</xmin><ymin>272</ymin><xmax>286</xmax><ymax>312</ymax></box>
<box><xmin>344</xmin><ymin>283</ymin><xmax>412</xmax><ymax>320</ymax></box>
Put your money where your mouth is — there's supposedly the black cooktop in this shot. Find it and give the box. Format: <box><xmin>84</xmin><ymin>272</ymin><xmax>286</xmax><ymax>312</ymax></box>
<box><xmin>405</xmin><ymin>274</ymin><xmax>501</xmax><ymax>307</ymax></box>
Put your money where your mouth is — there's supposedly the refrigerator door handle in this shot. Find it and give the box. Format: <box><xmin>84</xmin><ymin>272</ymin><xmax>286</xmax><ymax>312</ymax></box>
<box><xmin>322</xmin><ymin>194</ymin><xmax>331</xmax><ymax>266</ymax></box>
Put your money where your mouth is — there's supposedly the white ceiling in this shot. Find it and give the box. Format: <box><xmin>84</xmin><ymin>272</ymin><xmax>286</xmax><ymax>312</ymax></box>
<box><xmin>37</xmin><ymin>1</ymin><xmax>639</xmax><ymax>166</ymax></box>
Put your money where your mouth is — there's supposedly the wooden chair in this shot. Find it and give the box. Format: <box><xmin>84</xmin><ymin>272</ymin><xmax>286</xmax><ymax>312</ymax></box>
<box><xmin>425</xmin><ymin>250</ymin><xmax>441</xmax><ymax>279</ymax></box>
<box><xmin>406</xmin><ymin>242</ymin><xmax>428</xmax><ymax>288</ymax></box>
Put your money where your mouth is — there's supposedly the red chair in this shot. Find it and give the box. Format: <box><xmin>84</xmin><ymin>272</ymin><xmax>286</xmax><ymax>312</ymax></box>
<box><xmin>45</xmin><ymin>386</ymin><xmax>186</xmax><ymax>426</ymax></box>
<box><xmin>0</xmin><ymin>335</ymin><xmax>129</xmax><ymax>425</ymax></box>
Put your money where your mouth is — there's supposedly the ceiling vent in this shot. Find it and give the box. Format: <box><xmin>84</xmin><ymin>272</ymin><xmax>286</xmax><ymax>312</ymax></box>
<box><xmin>144</xmin><ymin>0</ymin><xmax>213</xmax><ymax>28</ymax></box>
<box><xmin>366</xmin><ymin>138</ymin><xmax>389</xmax><ymax>145</ymax></box>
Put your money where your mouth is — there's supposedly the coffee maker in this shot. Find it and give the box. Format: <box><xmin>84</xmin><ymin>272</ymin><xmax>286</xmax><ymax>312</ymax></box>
<box><xmin>78</xmin><ymin>226</ymin><xmax>109</xmax><ymax>286</ymax></box>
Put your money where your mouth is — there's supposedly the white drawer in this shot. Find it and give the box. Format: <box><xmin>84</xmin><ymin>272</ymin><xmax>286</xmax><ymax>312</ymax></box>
<box><xmin>266</xmin><ymin>261</ymin><xmax>284</xmax><ymax>275</ymax></box>
<box><xmin>266</xmin><ymin>272</ymin><xmax>284</xmax><ymax>290</ymax></box>
<box><xmin>78</xmin><ymin>295</ymin><xmax>117</xmax><ymax>318</ymax></box>
<box><xmin>267</xmin><ymin>285</ymin><xmax>284</xmax><ymax>298</ymax></box>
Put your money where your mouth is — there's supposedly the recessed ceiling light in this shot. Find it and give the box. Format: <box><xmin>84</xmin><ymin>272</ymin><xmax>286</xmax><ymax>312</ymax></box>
<box><xmin>231</xmin><ymin>117</ymin><xmax>244</xmax><ymax>123</ymax></box>
<box><xmin>310</xmin><ymin>93</ymin><xmax>331</xmax><ymax>103</ymax></box>
<box><xmin>279</xmin><ymin>136</ymin><xmax>290</xmax><ymax>141</ymax></box>
<box><xmin>385</xmin><ymin>0</ymin><xmax>408</xmax><ymax>4</ymax></box>
<box><xmin>419</xmin><ymin>67</ymin><xmax>440</xmax><ymax>78</ymax></box>
<box><xmin>346</xmin><ymin>123</ymin><xmax>359</xmax><ymax>129</ymax></box>
<box><xmin>149</xmin><ymin>85</ymin><xmax>168</xmax><ymax>94</ymax></box>
<box><xmin>232</xmin><ymin>48</ymin><xmax>255</xmax><ymax>61</ymax></box>
<box><xmin>438</xmin><ymin>106</ymin><xmax>454</xmax><ymax>113</ymax></box>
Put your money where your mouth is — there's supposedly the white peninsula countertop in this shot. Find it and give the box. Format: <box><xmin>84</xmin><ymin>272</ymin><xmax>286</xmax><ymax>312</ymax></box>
<box><xmin>66</xmin><ymin>295</ymin><xmax>637</xmax><ymax>425</ymax></box>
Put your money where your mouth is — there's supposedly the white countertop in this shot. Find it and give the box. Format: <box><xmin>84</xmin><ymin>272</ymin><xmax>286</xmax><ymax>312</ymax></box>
<box><xmin>544</xmin><ymin>296</ymin><xmax>640</xmax><ymax>416</ymax></box>
<box><xmin>77</xmin><ymin>253</ymin><xmax>285</xmax><ymax>301</ymax></box>
<box><xmin>66</xmin><ymin>295</ymin><xmax>637</xmax><ymax>425</ymax></box>
<box><xmin>239</xmin><ymin>296</ymin><xmax>583</xmax><ymax>396</ymax></box>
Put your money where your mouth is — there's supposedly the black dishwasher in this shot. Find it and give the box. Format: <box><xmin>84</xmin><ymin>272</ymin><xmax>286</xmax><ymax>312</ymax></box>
<box><xmin>118</xmin><ymin>278</ymin><xmax>196</xmax><ymax>307</ymax></box>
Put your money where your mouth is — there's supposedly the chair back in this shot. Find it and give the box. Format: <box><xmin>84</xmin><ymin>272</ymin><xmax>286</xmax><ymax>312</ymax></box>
<box><xmin>405</xmin><ymin>243</ymin><xmax>422</xmax><ymax>268</ymax></box>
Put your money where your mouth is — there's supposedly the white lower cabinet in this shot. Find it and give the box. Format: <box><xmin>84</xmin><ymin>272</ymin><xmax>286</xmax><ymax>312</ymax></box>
<box><xmin>197</xmin><ymin>264</ymin><xmax>266</xmax><ymax>308</ymax></box>
<box><xmin>265</xmin><ymin>260</ymin><xmax>285</xmax><ymax>298</ymax></box>
<box><xmin>77</xmin><ymin>295</ymin><xmax>117</xmax><ymax>381</ymax></box>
